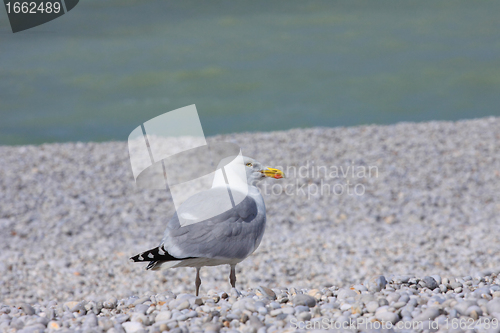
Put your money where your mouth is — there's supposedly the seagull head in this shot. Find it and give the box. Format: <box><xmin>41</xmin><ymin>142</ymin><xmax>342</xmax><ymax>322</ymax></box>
<box><xmin>213</xmin><ymin>155</ymin><xmax>285</xmax><ymax>188</ymax></box>
<box><xmin>242</xmin><ymin>156</ymin><xmax>285</xmax><ymax>186</ymax></box>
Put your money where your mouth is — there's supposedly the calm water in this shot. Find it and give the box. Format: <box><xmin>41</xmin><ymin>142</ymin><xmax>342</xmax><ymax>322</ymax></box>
<box><xmin>1</xmin><ymin>0</ymin><xmax>500</xmax><ymax>145</ymax></box>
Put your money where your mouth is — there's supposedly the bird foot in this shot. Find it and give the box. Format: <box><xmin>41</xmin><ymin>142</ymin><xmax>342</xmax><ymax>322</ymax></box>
<box><xmin>230</xmin><ymin>287</ymin><xmax>241</xmax><ymax>298</ymax></box>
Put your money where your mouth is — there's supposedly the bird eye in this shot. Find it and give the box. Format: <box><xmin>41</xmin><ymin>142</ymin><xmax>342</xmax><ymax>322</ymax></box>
<box><xmin>246</xmin><ymin>163</ymin><xmax>253</xmax><ymax>167</ymax></box>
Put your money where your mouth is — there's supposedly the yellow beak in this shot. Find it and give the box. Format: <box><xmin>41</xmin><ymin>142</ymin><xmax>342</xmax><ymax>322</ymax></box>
<box><xmin>261</xmin><ymin>167</ymin><xmax>285</xmax><ymax>179</ymax></box>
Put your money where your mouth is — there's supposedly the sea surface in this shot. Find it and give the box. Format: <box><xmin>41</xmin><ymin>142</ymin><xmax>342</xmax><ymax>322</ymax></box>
<box><xmin>1</xmin><ymin>0</ymin><xmax>500</xmax><ymax>145</ymax></box>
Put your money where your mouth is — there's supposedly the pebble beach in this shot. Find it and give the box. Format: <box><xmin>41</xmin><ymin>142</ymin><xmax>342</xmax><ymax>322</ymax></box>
<box><xmin>1</xmin><ymin>117</ymin><xmax>500</xmax><ymax>332</ymax></box>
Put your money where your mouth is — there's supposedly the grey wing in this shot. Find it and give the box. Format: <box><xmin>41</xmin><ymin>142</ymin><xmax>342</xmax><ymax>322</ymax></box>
<box><xmin>160</xmin><ymin>187</ymin><xmax>266</xmax><ymax>260</ymax></box>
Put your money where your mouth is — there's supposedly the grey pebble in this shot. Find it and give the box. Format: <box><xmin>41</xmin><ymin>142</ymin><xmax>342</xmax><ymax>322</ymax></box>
<box><xmin>353</xmin><ymin>284</ymin><xmax>368</xmax><ymax>292</ymax></box>
<box><xmin>279</xmin><ymin>297</ymin><xmax>289</xmax><ymax>304</ymax></box>
<box><xmin>487</xmin><ymin>298</ymin><xmax>500</xmax><ymax>315</ymax></box>
<box><xmin>134</xmin><ymin>304</ymin><xmax>149</xmax><ymax>315</ymax></box>
<box><xmin>398</xmin><ymin>294</ymin><xmax>410</xmax><ymax>304</ymax></box>
<box><xmin>413</xmin><ymin>307</ymin><xmax>440</xmax><ymax>321</ymax></box>
<box><xmin>297</xmin><ymin>311</ymin><xmax>311</xmax><ymax>321</ymax></box>
<box><xmin>474</xmin><ymin>286</ymin><xmax>491</xmax><ymax>297</ymax></box>
<box><xmin>176</xmin><ymin>314</ymin><xmax>187</xmax><ymax>321</ymax></box>
<box><xmin>366</xmin><ymin>301</ymin><xmax>379</xmax><ymax>313</ymax></box>
<box><xmin>176</xmin><ymin>301</ymin><xmax>190</xmax><ymax>311</ymax></box>
<box><xmin>375</xmin><ymin>311</ymin><xmax>398</xmax><ymax>324</ymax></box>
<box><xmin>245</xmin><ymin>302</ymin><xmax>256</xmax><ymax>312</ymax></box>
<box><xmin>422</xmin><ymin>276</ymin><xmax>439</xmax><ymax>290</ymax></box>
<box><xmin>132</xmin><ymin>297</ymin><xmax>150</xmax><ymax>306</ymax></box>
<box><xmin>257</xmin><ymin>286</ymin><xmax>276</xmax><ymax>300</ymax></box>
<box><xmin>99</xmin><ymin>317</ymin><xmax>114</xmax><ymax>331</ymax></box>
<box><xmin>131</xmin><ymin>313</ymin><xmax>148</xmax><ymax>324</ymax></box>
<box><xmin>386</xmin><ymin>292</ymin><xmax>400</xmax><ymax>303</ymax></box>
<box><xmin>168</xmin><ymin>328</ymin><xmax>183</xmax><ymax>333</ymax></box>
<box><xmin>292</xmin><ymin>294</ymin><xmax>316</xmax><ymax>307</ymax></box>
<box><xmin>294</xmin><ymin>305</ymin><xmax>310</xmax><ymax>314</ymax></box>
<box><xmin>20</xmin><ymin>304</ymin><xmax>35</xmax><ymax>316</ymax></box>
<box><xmin>122</xmin><ymin>321</ymin><xmax>145</xmax><ymax>333</ymax></box>
<box><xmin>254</xmin><ymin>301</ymin><xmax>266</xmax><ymax>309</ymax></box>
<box><xmin>114</xmin><ymin>314</ymin><xmax>130</xmax><ymax>324</ymax></box>
<box><xmin>454</xmin><ymin>301</ymin><xmax>475</xmax><ymax>315</ymax></box>
<box><xmin>368</xmin><ymin>276</ymin><xmax>387</xmax><ymax>292</ymax></box>
<box><xmin>408</xmin><ymin>278</ymin><xmax>419</xmax><ymax>285</ymax></box>
<box><xmin>337</xmin><ymin>288</ymin><xmax>358</xmax><ymax>300</ymax></box>
<box><xmin>113</xmin><ymin>323</ymin><xmax>127</xmax><ymax>333</ymax></box>
<box><xmin>248</xmin><ymin>315</ymin><xmax>264</xmax><ymax>329</ymax></box>
<box><xmin>340</xmin><ymin>303</ymin><xmax>352</xmax><ymax>311</ymax></box>
<box><xmin>104</xmin><ymin>298</ymin><xmax>118</xmax><ymax>309</ymax></box>
<box><xmin>84</xmin><ymin>312</ymin><xmax>98</xmax><ymax>327</ymax></box>
<box><xmin>393</xmin><ymin>301</ymin><xmax>407</xmax><ymax>309</ymax></box>
<box><xmin>269</xmin><ymin>309</ymin><xmax>282</xmax><ymax>317</ymax></box>
<box><xmin>378</xmin><ymin>298</ymin><xmax>389</xmax><ymax>306</ymax></box>
<box><xmin>21</xmin><ymin>323</ymin><xmax>46</xmax><ymax>332</ymax></box>
<box><xmin>466</xmin><ymin>305</ymin><xmax>482</xmax><ymax>319</ymax></box>
<box><xmin>269</xmin><ymin>302</ymin><xmax>280</xmax><ymax>310</ymax></box>
<box><xmin>37</xmin><ymin>316</ymin><xmax>50</xmax><ymax>327</ymax></box>
<box><xmin>257</xmin><ymin>307</ymin><xmax>267</xmax><ymax>315</ymax></box>
<box><xmin>430</xmin><ymin>275</ymin><xmax>442</xmax><ymax>285</ymax></box>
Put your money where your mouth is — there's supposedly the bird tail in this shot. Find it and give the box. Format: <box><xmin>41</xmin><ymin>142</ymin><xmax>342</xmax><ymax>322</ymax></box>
<box><xmin>130</xmin><ymin>246</ymin><xmax>193</xmax><ymax>271</ymax></box>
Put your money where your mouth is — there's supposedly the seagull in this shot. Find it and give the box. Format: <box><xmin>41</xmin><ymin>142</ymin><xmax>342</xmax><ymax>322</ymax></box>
<box><xmin>130</xmin><ymin>156</ymin><xmax>284</xmax><ymax>296</ymax></box>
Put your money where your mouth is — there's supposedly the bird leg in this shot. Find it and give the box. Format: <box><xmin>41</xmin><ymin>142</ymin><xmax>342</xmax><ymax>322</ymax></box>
<box><xmin>195</xmin><ymin>267</ymin><xmax>201</xmax><ymax>296</ymax></box>
<box><xmin>229</xmin><ymin>265</ymin><xmax>236</xmax><ymax>288</ymax></box>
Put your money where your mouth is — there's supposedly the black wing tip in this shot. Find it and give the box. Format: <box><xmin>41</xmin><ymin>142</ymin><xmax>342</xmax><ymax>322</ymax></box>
<box><xmin>130</xmin><ymin>251</ymin><xmax>160</xmax><ymax>270</ymax></box>
<box><xmin>130</xmin><ymin>246</ymin><xmax>182</xmax><ymax>263</ymax></box>
<box><xmin>130</xmin><ymin>252</ymin><xmax>144</xmax><ymax>262</ymax></box>
<box><xmin>129</xmin><ymin>251</ymin><xmax>148</xmax><ymax>262</ymax></box>
<box><xmin>130</xmin><ymin>246</ymin><xmax>197</xmax><ymax>269</ymax></box>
